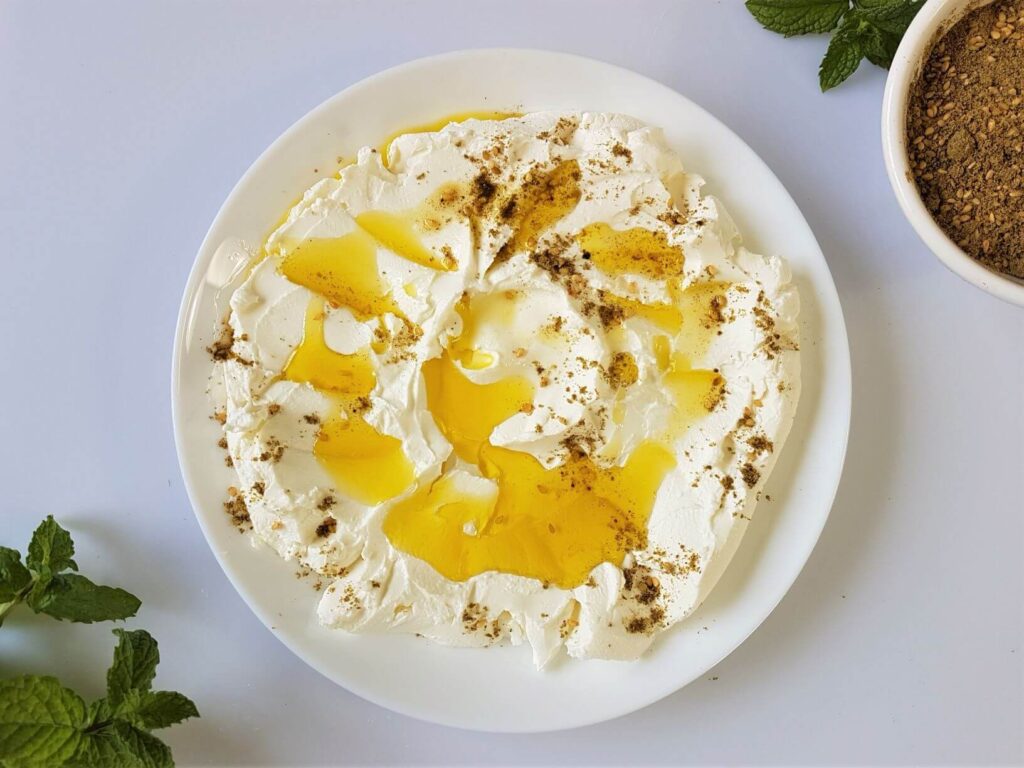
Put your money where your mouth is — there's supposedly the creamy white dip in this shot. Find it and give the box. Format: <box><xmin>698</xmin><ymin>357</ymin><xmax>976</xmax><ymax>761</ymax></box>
<box><xmin>215</xmin><ymin>112</ymin><xmax>800</xmax><ymax>667</ymax></box>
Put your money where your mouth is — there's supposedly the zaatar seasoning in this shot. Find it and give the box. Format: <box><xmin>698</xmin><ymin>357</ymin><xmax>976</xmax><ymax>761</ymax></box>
<box><xmin>907</xmin><ymin>0</ymin><xmax>1024</xmax><ymax>279</ymax></box>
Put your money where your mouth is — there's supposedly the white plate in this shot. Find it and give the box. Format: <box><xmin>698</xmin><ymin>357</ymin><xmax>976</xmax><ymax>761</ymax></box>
<box><xmin>172</xmin><ymin>49</ymin><xmax>850</xmax><ymax>733</ymax></box>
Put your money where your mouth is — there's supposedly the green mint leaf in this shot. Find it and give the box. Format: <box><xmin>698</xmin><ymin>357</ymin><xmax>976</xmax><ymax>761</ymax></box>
<box><xmin>109</xmin><ymin>721</ymin><xmax>174</xmax><ymax>768</ymax></box>
<box><xmin>854</xmin><ymin>0</ymin><xmax>925</xmax><ymax>34</ymax></box>
<box><xmin>107</xmin><ymin>629</ymin><xmax>159</xmax><ymax>708</ymax></box>
<box><xmin>0</xmin><ymin>675</ymin><xmax>87</xmax><ymax>766</ymax></box>
<box><xmin>132</xmin><ymin>691</ymin><xmax>200</xmax><ymax>730</ymax></box>
<box><xmin>857</xmin><ymin>17</ymin><xmax>902</xmax><ymax>68</ymax></box>
<box><xmin>25</xmin><ymin>574</ymin><xmax>54</xmax><ymax>612</ymax></box>
<box><xmin>68</xmin><ymin>722</ymin><xmax>172</xmax><ymax>768</ymax></box>
<box><xmin>29</xmin><ymin>573</ymin><xmax>141</xmax><ymax>624</ymax></box>
<box><xmin>86</xmin><ymin>697</ymin><xmax>114</xmax><ymax>725</ymax></box>
<box><xmin>745</xmin><ymin>0</ymin><xmax>849</xmax><ymax>37</ymax></box>
<box><xmin>66</xmin><ymin>726</ymin><xmax>139</xmax><ymax>768</ymax></box>
<box><xmin>819</xmin><ymin>18</ymin><xmax>866</xmax><ymax>90</ymax></box>
<box><xmin>109</xmin><ymin>688</ymin><xmax>145</xmax><ymax>724</ymax></box>
<box><xmin>0</xmin><ymin>547</ymin><xmax>31</xmax><ymax>603</ymax></box>
<box><xmin>850</xmin><ymin>1</ymin><xmax>925</xmax><ymax>68</ymax></box>
<box><xmin>26</xmin><ymin>516</ymin><xmax>77</xmax><ymax>575</ymax></box>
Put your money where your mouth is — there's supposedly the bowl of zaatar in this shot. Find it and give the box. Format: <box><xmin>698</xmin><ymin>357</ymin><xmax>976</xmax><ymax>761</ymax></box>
<box><xmin>884</xmin><ymin>0</ymin><xmax>1024</xmax><ymax>306</ymax></box>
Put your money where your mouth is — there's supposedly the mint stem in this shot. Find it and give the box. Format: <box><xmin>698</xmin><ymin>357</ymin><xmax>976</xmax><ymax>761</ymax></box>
<box><xmin>0</xmin><ymin>584</ymin><xmax>30</xmax><ymax>625</ymax></box>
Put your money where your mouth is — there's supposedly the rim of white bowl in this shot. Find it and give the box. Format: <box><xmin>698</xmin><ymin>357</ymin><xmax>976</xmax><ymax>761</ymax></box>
<box><xmin>881</xmin><ymin>0</ymin><xmax>1024</xmax><ymax>307</ymax></box>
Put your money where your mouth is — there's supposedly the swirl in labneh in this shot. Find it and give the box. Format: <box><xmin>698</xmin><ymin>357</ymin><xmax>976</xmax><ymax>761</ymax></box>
<box><xmin>212</xmin><ymin>112</ymin><xmax>800</xmax><ymax>667</ymax></box>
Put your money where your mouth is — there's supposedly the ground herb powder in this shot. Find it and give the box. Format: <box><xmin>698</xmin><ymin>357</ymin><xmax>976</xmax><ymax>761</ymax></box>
<box><xmin>907</xmin><ymin>0</ymin><xmax>1024</xmax><ymax>279</ymax></box>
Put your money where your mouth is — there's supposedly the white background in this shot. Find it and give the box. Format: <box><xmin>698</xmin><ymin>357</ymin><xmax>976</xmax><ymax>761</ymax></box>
<box><xmin>1</xmin><ymin>1</ymin><xmax>1021</xmax><ymax>765</ymax></box>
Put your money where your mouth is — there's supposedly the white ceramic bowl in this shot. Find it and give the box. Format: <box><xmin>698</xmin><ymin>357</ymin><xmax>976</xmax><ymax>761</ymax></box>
<box><xmin>882</xmin><ymin>0</ymin><xmax>1024</xmax><ymax>307</ymax></box>
<box><xmin>174</xmin><ymin>49</ymin><xmax>852</xmax><ymax>732</ymax></box>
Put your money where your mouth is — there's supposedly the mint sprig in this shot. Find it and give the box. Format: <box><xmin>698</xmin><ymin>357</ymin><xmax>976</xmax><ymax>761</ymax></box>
<box><xmin>745</xmin><ymin>0</ymin><xmax>925</xmax><ymax>90</ymax></box>
<box><xmin>0</xmin><ymin>629</ymin><xmax>199</xmax><ymax>767</ymax></box>
<box><xmin>745</xmin><ymin>0</ymin><xmax>849</xmax><ymax>36</ymax></box>
<box><xmin>0</xmin><ymin>518</ymin><xmax>197</xmax><ymax>766</ymax></box>
<box><xmin>0</xmin><ymin>516</ymin><xmax>140</xmax><ymax>626</ymax></box>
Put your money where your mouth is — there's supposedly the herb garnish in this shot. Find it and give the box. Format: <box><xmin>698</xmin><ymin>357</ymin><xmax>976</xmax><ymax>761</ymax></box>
<box><xmin>0</xmin><ymin>517</ymin><xmax>198</xmax><ymax>766</ymax></box>
<box><xmin>0</xmin><ymin>630</ymin><xmax>199</xmax><ymax>767</ymax></box>
<box><xmin>0</xmin><ymin>516</ymin><xmax>140</xmax><ymax>626</ymax></box>
<box><xmin>745</xmin><ymin>0</ymin><xmax>926</xmax><ymax>90</ymax></box>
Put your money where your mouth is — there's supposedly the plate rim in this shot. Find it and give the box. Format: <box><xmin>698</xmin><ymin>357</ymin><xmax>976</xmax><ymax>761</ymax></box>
<box><xmin>172</xmin><ymin>47</ymin><xmax>852</xmax><ymax>733</ymax></box>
